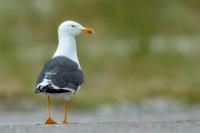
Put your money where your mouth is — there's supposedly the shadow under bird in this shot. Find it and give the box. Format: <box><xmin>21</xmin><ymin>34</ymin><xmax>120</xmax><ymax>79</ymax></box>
<box><xmin>35</xmin><ymin>20</ymin><xmax>94</xmax><ymax>124</ymax></box>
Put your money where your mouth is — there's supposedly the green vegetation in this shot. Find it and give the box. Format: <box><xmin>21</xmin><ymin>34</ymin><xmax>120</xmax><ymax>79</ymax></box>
<box><xmin>0</xmin><ymin>0</ymin><xmax>200</xmax><ymax>107</ymax></box>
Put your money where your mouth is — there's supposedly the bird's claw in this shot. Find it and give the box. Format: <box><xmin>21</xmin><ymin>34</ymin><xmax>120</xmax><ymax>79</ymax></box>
<box><xmin>62</xmin><ymin>120</ymin><xmax>68</xmax><ymax>124</ymax></box>
<box><xmin>45</xmin><ymin>118</ymin><xmax>57</xmax><ymax>124</ymax></box>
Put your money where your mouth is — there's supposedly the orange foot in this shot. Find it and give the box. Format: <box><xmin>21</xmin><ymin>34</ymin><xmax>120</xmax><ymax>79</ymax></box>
<box><xmin>63</xmin><ymin>120</ymin><xmax>68</xmax><ymax>124</ymax></box>
<box><xmin>63</xmin><ymin>121</ymin><xmax>78</xmax><ymax>125</ymax></box>
<box><xmin>45</xmin><ymin>118</ymin><xmax>57</xmax><ymax>124</ymax></box>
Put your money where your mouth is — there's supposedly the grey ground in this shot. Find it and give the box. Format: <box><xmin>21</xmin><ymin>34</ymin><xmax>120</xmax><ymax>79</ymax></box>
<box><xmin>0</xmin><ymin>98</ymin><xmax>200</xmax><ymax>133</ymax></box>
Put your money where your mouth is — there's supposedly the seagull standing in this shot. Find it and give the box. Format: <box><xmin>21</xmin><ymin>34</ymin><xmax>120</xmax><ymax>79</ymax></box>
<box><xmin>35</xmin><ymin>20</ymin><xmax>94</xmax><ymax>124</ymax></box>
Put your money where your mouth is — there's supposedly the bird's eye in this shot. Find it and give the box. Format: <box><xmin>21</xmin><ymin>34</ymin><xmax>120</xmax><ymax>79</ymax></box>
<box><xmin>71</xmin><ymin>25</ymin><xmax>76</xmax><ymax>28</ymax></box>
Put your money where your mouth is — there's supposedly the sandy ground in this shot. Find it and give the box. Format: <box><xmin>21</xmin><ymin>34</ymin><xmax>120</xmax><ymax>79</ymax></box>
<box><xmin>0</xmin><ymin>99</ymin><xmax>200</xmax><ymax>133</ymax></box>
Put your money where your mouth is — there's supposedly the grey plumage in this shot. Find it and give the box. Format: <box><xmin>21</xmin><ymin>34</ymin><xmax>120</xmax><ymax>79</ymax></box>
<box><xmin>35</xmin><ymin>56</ymin><xmax>84</xmax><ymax>94</ymax></box>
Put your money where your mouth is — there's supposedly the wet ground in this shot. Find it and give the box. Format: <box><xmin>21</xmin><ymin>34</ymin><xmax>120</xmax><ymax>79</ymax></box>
<box><xmin>0</xmin><ymin>99</ymin><xmax>200</xmax><ymax>133</ymax></box>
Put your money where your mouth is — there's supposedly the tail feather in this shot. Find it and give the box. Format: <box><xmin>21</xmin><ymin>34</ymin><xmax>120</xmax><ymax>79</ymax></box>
<box><xmin>35</xmin><ymin>85</ymin><xmax>72</xmax><ymax>94</ymax></box>
<box><xmin>35</xmin><ymin>86</ymin><xmax>42</xmax><ymax>94</ymax></box>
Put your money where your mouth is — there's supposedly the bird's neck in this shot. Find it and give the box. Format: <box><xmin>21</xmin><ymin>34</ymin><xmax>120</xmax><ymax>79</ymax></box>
<box><xmin>53</xmin><ymin>35</ymin><xmax>80</xmax><ymax>67</ymax></box>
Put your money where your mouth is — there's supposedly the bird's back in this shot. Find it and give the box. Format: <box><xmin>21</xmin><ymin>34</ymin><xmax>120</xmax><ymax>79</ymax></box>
<box><xmin>35</xmin><ymin>56</ymin><xmax>84</xmax><ymax>94</ymax></box>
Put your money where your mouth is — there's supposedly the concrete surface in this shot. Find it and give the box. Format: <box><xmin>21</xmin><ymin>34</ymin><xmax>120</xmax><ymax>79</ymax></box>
<box><xmin>1</xmin><ymin>120</ymin><xmax>200</xmax><ymax>133</ymax></box>
<box><xmin>0</xmin><ymin>99</ymin><xmax>200</xmax><ymax>133</ymax></box>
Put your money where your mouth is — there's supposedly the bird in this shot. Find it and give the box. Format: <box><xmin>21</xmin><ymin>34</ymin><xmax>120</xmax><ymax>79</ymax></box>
<box><xmin>35</xmin><ymin>20</ymin><xmax>94</xmax><ymax>124</ymax></box>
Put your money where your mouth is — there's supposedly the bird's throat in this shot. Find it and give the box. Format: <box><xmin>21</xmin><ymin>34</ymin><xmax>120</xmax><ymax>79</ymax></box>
<box><xmin>53</xmin><ymin>36</ymin><xmax>80</xmax><ymax>67</ymax></box>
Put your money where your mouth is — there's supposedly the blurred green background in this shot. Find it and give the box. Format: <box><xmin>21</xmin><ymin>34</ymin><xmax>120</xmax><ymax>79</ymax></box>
<box><xmin>1</xmin><ymin>0</ymin><xmax>200</xmax><ymax>107</ymax></box>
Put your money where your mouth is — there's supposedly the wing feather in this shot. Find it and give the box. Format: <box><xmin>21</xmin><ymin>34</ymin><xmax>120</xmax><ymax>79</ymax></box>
<box><xmin>35</xmin><ymin>56</ymin><xmax>84</xmax><ymax>94</ymax></box>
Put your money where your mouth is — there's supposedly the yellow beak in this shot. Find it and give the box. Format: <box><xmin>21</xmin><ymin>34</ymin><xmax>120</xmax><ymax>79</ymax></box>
<box><xmin>81</xmin><ymin>27</ymin><xmax>95</xmax><ymax>34</ymax></box>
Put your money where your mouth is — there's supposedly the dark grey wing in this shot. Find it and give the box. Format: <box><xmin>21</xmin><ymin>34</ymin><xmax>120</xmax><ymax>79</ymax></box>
<box><xmin>35</xmin><ymin>56</ymin><xmax>84</xmax><ymax>94</ymax></box>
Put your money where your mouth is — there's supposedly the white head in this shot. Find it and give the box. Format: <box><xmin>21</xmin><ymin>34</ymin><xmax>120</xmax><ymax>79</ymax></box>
<box><xmin>58</xmin><ymin>20</ymin><xmax>94</xmax><ymax>37</ymax></box>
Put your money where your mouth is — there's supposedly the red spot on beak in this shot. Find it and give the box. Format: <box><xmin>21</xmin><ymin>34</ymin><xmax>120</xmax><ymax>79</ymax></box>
<box><xmin>82</xmin><ymin>27</ymin><xmax>95</xmax><ymax>34</ymax></box>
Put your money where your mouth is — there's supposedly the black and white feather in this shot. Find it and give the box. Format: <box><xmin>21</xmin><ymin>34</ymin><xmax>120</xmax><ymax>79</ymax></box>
<box><xmin>35</xmin><ymin>56</ymin><xmax>84</xmax><ymax>99</ymax></box>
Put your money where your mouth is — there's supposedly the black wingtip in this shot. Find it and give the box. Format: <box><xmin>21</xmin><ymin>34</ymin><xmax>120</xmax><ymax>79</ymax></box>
<box><xmin>35</xmin><ymin>88</ymin><xmax>41</xmax><ymax>94</ymax></box>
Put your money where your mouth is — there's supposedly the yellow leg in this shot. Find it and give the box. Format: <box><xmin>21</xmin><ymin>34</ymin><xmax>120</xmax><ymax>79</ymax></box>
<box><xmin>44</xmin><ymin>96</ymin><xmax>57</xmax><ymax>124</ymax></box>
<box><xmin>63</xmin><ymin>100</ymin><xmax>69</xmax><ymax>124</ymax></box>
